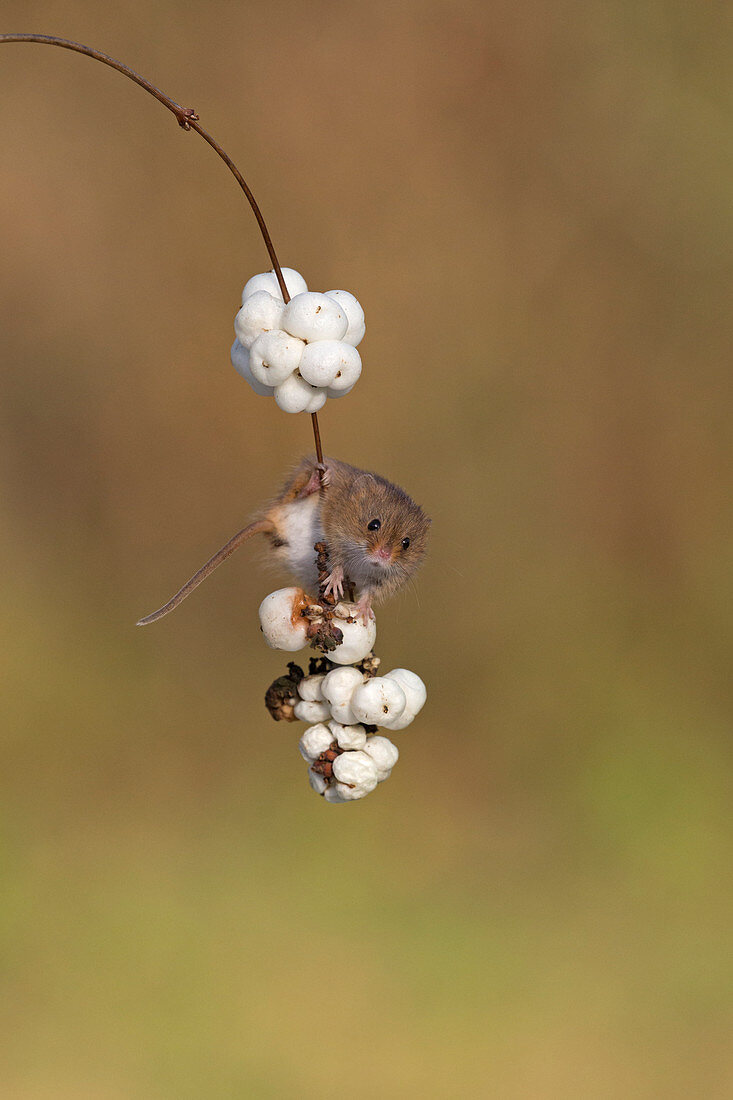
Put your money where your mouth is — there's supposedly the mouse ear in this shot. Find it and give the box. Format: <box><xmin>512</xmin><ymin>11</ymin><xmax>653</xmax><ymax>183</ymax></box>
<box><xmin>352</xmin><ymin>472</ymin><xmax>377</xmax><ymax>490</ymax></box>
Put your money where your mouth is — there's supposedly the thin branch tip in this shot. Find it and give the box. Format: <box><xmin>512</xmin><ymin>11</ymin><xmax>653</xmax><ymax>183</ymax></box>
<box><xmin>3</xmin><ymin>32</ymin><xmax>326</xmax><ymax>503</ymax></box>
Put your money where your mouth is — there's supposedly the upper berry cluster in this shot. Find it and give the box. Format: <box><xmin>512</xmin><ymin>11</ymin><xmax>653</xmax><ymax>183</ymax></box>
<box><xmin>230</xmin><ymin>267</ymin><xmax>365</xmax><ymax>413</ymax></box>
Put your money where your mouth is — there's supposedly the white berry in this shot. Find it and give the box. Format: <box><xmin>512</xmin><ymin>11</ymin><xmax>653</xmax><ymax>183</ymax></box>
<box><xmin>328</xmin><ymin>698</ymin><xmax>357</xmax><ymax>726</ymax></box>
<box><xmin>325</xmin><ymin>290</ymin><xmax>365</xmax><ymax>347</ymax></box>
<box><xmin>294</xmin><ymin>699</ymin><xmax>331</xmax><ymax>724</ymax></box>
<box><xmin>297</xmin><ymin>674</ymin><xmax>325</xmax><ymax>702</ymax></box>
<box><xmin>328</xmin><ymin>605</ymin><xmax>377</xmax><ymax>665</ymax></box>
<box><xmin>332</xmin><ymin>750</ymin><xmax>379</xmax><ymax>799</ymax></box>
<box><xmin>281</xmin><ymin>292</ymin><xmax>348</xmax><ymax>343</ymax></box>
<box><xmin>324</xmin><ymin>784</ymin><xmax>349</xmax><ymax>803</ymax></box>
<box><xmin>249</xmin><ymin>330</ymin><xmax>305</xmax><ymax>386</ymax></box>
<box><xmin>242</xmin><ymin>268</ymin><xmax>307</xmax><ymax>303</ymax></box>
<box><xmin>322</xmin><ymin>347</ymin><xmax>361</xmax><ymax>392</ymax></box>
<box><xmin>363</xmin><ymin>735</ymin><xmax>399</xmax><ymax>781</ymax></box>
<box><xmin>258</xmin><ymin>587</ymin><xmax>308</xmax><ymax>652</ymax></box>
<box><xmin>328</xmin><ymin>719</ymin><xmax>367</xmax><ymax>751</ymax></box>
<box><xmin>308</xmin><ymin>767</ymin><xmax>329</xmax><ymax>795</ymax></box>
<box><xmin>304</xmin><ymin>386</ymin><xmax>327</xmax><ymax>413</ymax></box>
<box><xmin>350</xmin><ymin>677</ymin><xmax>406</xmax><ymax>726</ymax></box>
<box><xmin>325</xmin><ymin>383</ymin><xmax>355</xmax><ymax>399</ymax></box>
<box><xmin>298</xmin><ymin>340</ymin><xmax>362</xmax><ymax>389</ymax></box>
<box><xmin>321</xmin><ymin>666</ymin><xmax>362</xmax><ymax>723</ymax></box>
<box><xmin>322</xmin><ymin>666</ymin><xmax>363</xmax><ymax>707</ymax></box>
<box><xmin>230</xmin><ymin>340</ymin><xmax>273</xmax><ymax>396</ymax></box>
<box><xmin>273</xmin><ymin>372</ymin><xmax>322</xmax><ymax>414</ymax></box>
<box><xmin>299</xmin><ymin>723</ymin><xmax>334</xmax><ymax>762</ymax></box>
<box><xmin>234</xmin><ymin>290</ymin><xmax>284</xmax><ymax>349</ymax></box>
<box><xmin>381</xmin><ymin>668</ymin><xmax>427</xmax><ymax>730</ymax></box>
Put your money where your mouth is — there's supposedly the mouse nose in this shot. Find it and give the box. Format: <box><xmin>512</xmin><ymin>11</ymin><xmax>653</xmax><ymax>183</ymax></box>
<box><xmin>372</xmin><ymin>546</ymin><xmax>392</xmax><ymax>563</ymax></box>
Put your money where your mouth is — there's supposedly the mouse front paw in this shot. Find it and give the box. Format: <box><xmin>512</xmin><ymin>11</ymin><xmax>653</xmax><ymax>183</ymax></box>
<box><xmin>323</xmin><ymin>565</ymin><xmax>345</xmax><ymax>600</ymax></box>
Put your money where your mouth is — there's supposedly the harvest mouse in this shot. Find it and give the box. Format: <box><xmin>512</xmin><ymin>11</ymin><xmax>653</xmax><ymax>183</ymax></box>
<box><xmin>137</xmin><ymin>456</ymin><xmax>430</xmax><ymax>626</ymax></box>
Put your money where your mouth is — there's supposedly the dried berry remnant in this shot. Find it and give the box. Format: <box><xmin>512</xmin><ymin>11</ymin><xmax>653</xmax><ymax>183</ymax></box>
<box><xmin>286</xmin><ymin>661</ymin><xmax>305</xmax><ymax>684</ymax></box>
<box><xmin>265</xmin><ymin>662</ymin><xmax>304</xmax><ymax>722</ymax></box>
<box><xmin>308</xmin><ymin>655</ymin><xmax>334</xmax><ymax>677</ymax></box>
<box><xmin>302</xmin><ymin>590</ymin><xmax>344</xmax><ymax>652</ymax></box>
<box><xmin>355</xmin><ymin>653</ymin><xmax>381</xmax><ymax>678</ymax></box>
<box><xmin>304</xmin><ymin>615</ymin><xmax>344</xmax><ymax>652</ymax></box>
<box><xmin>311</xmin><ymin>742</ymin><xmax>344</xmax><ymax>780</ymax></box>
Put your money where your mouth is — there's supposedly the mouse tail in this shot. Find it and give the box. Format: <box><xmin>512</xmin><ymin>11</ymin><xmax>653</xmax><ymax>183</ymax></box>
<box><xmin>136</xmin><ymin>518</ymin><xmax>273</xmax><ymax>625</ymax></box>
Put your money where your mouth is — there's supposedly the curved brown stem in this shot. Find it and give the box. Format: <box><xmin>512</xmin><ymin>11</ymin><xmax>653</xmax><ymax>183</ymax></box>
<box><xmin>0</xmin><ymin>34</ymin><xmax>290</xmax><ymax>297</ymax></box>
<box><xmin>311</xmin><ymin>411</ymin><xmax>324</xmax><ymax>466</ymax></box>
<box><xmin>0</xmin><ymin>32</ymin><xmax>325</xmax><ymax>459</ymax></box>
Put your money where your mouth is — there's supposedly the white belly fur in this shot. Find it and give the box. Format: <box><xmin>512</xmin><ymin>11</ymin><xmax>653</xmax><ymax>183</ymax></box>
<box><xmin>271</xmin><ymin>496</ymin><xmax>324</xmax><ymax>592</ymax></box>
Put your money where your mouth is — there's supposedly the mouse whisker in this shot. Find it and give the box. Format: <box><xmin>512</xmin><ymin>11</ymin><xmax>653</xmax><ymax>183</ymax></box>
<box><xmin>407</xmin><ymin>576</ymin><xmax>422</xmax><ymax>610</ymax></box>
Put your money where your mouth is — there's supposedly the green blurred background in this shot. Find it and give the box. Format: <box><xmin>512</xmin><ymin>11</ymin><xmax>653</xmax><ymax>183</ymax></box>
<box><xmin>1</xmin><ymin>2</ymin><xmax>732</xmax><ymax>1096</ymax></box>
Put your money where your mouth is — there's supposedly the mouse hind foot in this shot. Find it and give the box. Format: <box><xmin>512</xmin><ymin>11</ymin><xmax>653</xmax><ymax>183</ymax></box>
<box><xmin>296</xmin><ymin>462</ymin><xmax>330</xmax><ymax>499</ymax></box>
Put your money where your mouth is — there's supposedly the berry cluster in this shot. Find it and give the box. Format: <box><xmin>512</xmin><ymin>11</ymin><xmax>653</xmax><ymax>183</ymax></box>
<box><xmin>259</xmin><ymin>587</ymin><xmax>426</xmax><ymax>803</ymax></box>
<box><xmin>297</xmin><ymin>665</ymin><xmax>425</xmax><ymax>802</ymax></box>
<box><xmin>230</xmin><ymin>267</ymin><xmax>365</xmax><ymax>413</ymax></box>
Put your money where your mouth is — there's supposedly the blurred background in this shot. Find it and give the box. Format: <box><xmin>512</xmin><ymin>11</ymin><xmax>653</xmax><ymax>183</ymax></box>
<box><xmin>1</xmin><ymin>2</ymin><xmax>732</xmax><ymax>1096</ymax></box>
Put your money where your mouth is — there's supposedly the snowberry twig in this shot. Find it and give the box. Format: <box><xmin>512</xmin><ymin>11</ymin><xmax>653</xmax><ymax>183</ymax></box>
<box><xmin>0</xmin><ymin>32</ymin><xmax>325</xmax><ymax>468</ymax></box>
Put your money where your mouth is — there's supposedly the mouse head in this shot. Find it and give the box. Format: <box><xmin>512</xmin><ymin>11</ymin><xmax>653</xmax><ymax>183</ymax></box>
<box><xmin>346</xmin><ymin>473</ymin><xmax>431</xmax><ymax>578</ymax></box>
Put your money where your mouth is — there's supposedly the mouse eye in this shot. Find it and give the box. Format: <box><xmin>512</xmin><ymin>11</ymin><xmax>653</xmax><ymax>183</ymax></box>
<box><xmin>401</xmin><ymin>537</ymin><xmax>411</xmax><ymax>550</ymax></box>
<box><xmin>367</xmin><ymin>519</ymin><xmax>381</xmax><ymax>532</ymax></box>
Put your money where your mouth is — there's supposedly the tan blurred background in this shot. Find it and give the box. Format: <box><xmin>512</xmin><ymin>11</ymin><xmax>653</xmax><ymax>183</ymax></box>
<box><xmin>1</xmin><ymin>2</ymin><xmax>732</xmax><ymax>1096</ymax></box>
